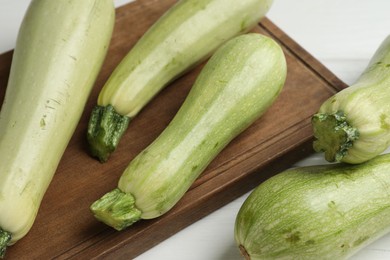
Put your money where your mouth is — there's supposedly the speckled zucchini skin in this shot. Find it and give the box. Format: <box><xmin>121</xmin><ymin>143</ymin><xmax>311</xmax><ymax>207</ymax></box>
<box><xmin>91</xmin><ymin>33</ymin><xmax>287</xmax><ymax>230</ymax></box>
<box><xmin>87</xmin><ymin>0</ymin><xmax>274</xmax><ymax>162</ymax></box>
<box><xmin>235</xmin><ymin>153</ymin><xmax>390</xmax><ymax>260</ymax></box>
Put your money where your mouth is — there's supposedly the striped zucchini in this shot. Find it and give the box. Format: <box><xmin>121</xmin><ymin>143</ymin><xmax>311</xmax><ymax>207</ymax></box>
<box><xmin>87</xmin><ymin>0</ymin><xmax>274</xmax><ymax>162</ymax></box>
<box><xmin>235</xmin><ymin>153</ymin><xmax>390</xmax><ymax>260</ymax></box>
<box><xmin>0</xmin><ymin>0</ymin><xmax>114</xmax><ymax>256</ymax></box>
<box><xmin>90</xmin><ymin>33</ymin><xmax>287</xmax><ymax>230</ymax></box>
<box><xmin>312</xmin><ymin>35</ymin><xmax>390</xmax><ymax>164</ymax></box>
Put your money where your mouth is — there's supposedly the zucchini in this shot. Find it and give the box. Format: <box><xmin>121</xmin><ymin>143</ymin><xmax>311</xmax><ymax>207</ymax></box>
<box><xmin>235</xmin><ymin>153</ymin><xmax>390</xmax><ymax>260</ymax></box>
<box><xmin>312</xmin><ymin>35</ymin><xmax>390</xmax><ymax>164</ymax></box>
<box><xmin>90</xmin><ymin>33</ymin><xmax>287</xmax><ymax>230</ymax></box>
<box><xmin>0</xmin><ymin>0</ymin><xmax>114</xmax><ymax>256</ymax></box>
<box><xmin>87</xmin><ymin>0</ymin><xmax>274</xmax><ymax>162</ymax></box>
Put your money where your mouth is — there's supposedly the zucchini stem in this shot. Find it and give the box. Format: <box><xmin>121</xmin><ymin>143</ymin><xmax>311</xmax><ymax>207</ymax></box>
<box><xmin>87</xmin><ymin>105</ymin><xmax>131</xmax><ymax>162</ymax></box>
<box><xmin>0</xmin><ymin>228</ymin><xmax>11</xmax><ymax>258</ymax></box>
<box><xmin>90</xmin><ymin>188</ymin><xmax>142</xmax><ymax>231</ymax></box>
<box><xmin>312</xmin><ymin>111</ymin><xmax>359</xmax><ymax>162</ymax></box>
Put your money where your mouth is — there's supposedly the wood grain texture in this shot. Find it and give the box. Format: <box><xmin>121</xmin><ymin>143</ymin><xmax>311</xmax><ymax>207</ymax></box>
<box><xmin>0</xmin><ymin>0</ymin><xmax>347</xmax><ymax>259</ymax></box>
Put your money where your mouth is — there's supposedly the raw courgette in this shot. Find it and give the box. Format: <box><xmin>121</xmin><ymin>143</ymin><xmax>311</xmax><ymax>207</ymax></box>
<box><xmin>312</xmin><ymin>35</ymin><xmax>390</xmax><ymax>164</ymax></box>
<box><xmin>87</xmin><ymin>0</ymin><xmax>274</xmax><ymax>162</ymax></box>
<box><xmin>90</xmin><ymin>33</ymin><xmax>287</xmax><ymax>230</ymax></box>
<box><xmin>0</xmin><ymin>0</ymin><xmax>114</xmax><ymax>256</ymax></box>
<box><xmin>235</xmin><ymin>153</ymin><xmax>390</xmax><ymax>260</ymax></box>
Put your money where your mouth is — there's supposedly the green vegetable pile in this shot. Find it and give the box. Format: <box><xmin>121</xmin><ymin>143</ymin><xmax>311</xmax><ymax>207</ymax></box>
<box><xmin>1</xmin><ymin>0</ymin><xmax>390</xmax><ymax>259</ymax></box>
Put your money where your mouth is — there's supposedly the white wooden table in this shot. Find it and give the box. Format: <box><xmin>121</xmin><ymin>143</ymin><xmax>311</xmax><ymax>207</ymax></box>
<box><xmin>1</xmin><ymin>1</ymin><xmax>390</xmax><ymax>259</ymax></box>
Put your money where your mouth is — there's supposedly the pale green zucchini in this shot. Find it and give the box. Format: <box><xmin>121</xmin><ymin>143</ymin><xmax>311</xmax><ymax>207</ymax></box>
<box><xmin>0</xmin><ymin>0</ymin><xmax>114</xmax><ymax>256</ymax></box>
<box><xmin>312</xmin><ymin>35</ymin><xmax>390</xmax><ymax>164</ymax></box>
<box><xmin>235</xmin><ymin>153</ymin><xmax>390</xmax><ymax>260</ymax></box>
<box><xmin>90</xmin><ymin>33</ymin><xmax>287</xmax><ymax>230</ymax></box>
<box><xmin>87</xmin><ymin>0</ymin><xmax>274</xmax><ymax>162</ymax></box>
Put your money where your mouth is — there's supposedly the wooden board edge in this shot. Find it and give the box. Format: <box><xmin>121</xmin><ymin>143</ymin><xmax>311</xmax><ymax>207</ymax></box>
<box><xmin>260</xmin><ymin>18</ymin><xmax>348</xmax><ymax>92</ymax></box>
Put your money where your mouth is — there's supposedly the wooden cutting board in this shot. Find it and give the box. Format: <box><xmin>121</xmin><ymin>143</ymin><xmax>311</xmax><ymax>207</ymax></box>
<box><xmin>0</xmin><ymin>0</ymin><xmax>347</xmax><ymax>259</ymax></box>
